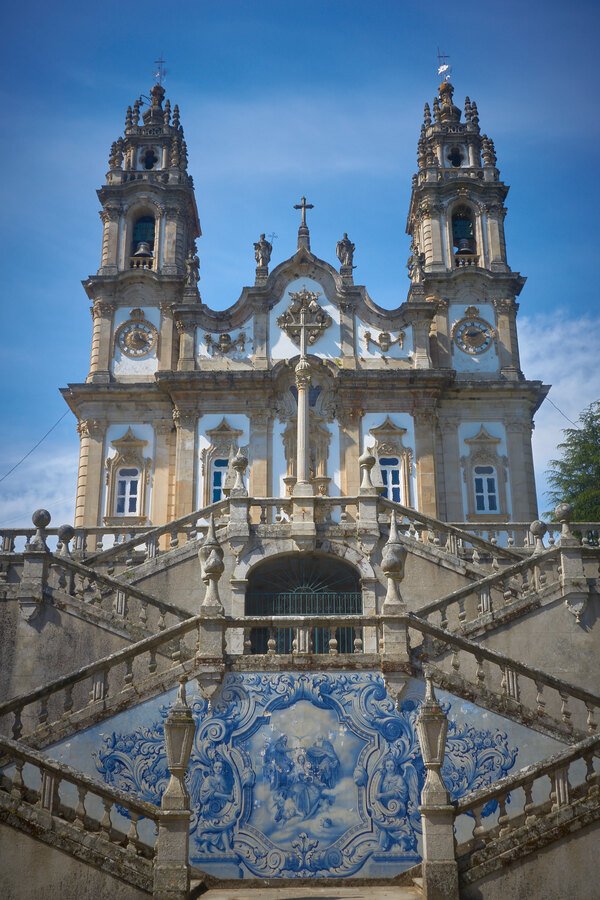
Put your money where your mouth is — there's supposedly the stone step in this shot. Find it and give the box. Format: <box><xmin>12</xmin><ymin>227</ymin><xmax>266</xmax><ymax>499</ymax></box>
<box><xmin>197</xmin><ymin>887</ymin><xmax>423</xmax><ymax>899</ymax></box>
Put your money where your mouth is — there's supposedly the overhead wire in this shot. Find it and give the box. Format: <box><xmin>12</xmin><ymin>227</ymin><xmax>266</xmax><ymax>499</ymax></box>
<box><xmin>0</xmin><ymin>411</ymin><xmax>70</xmax><ymax>485</ymax></box>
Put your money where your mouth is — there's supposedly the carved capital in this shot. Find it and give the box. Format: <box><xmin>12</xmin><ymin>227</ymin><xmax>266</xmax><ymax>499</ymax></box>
<box><xmin>77</xmin><ymin>418</ymin><xmax>105</xmax><ymax>440</ymax></box>
<box><xmin>100</xmin><ymin>206</ymin><xmax>121</xmax><ymax>224</ymax></box>
<box><xmin>172</xmin><ymin>407</ymin><xmax>198</xmax><ymax>430</ymax></box>
<box><xmin>251</xmin><ymin>409</ymin><xmax>274</xmax><ymax>428</ymax></box>
<box><xmin>413</xmin><ymin>406</ymin><xmax>438</xmax><ymax>426</ymax></box>
<box><xmin>91</xmin><ymin>301</ymin><xmax>116</xmax><ymax>320</ymax></box>
<box><xmin>174</xmin><ymin>313</ymin><xmax>196</xmax><ymax>335</ymax></box>
<box><xmin>493</xmin><ymin>298</ymin><xmax>515</xmax><ymax>313</ymax></box>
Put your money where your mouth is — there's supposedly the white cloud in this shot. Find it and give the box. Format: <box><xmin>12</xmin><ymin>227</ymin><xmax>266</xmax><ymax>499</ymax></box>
<box><xmin>519</xmin><ymin>311</ymin><xmax>600</xmax><ymax>512</ymax></box>
<box><xmin>0</xmin><ymin>447</ymin><xmax>78</xmax><ymax>528</ymax></box>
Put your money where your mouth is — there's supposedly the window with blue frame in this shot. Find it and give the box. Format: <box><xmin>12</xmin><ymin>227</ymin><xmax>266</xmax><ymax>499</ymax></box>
<box><xmin>211</xmin><ymin>458</ymin><xmax>229</xmax><ymax>503</ymax></box>
<box><xmin>379</xmin><ymin>456</ymin><xmax>402</xmax><ymax>503</ymax></box>
<box><xmin>474</xmin><ymin>465</ymin><xmax>498</xmax><ymax>512</ymax></box>
<box><xmin>115</xmin><ymin>467</ymin><xmax>140</xmax><ymax>515</ymax></box>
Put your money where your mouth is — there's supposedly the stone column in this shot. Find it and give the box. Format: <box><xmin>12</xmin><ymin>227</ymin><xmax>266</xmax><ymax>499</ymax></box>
<box><xmin>172</xmin><ymin>407</ymin><xmax>198</xmax><ymax>518</ymax></box>
<box><xmin>249</xmin><ymin>410</ymin><xmax>272</xmax><ymax>500</ymax></box>
<box><xmin>87</xmin><ymin>300</ymin><xmax>115</xmax><ymax>384</ymax></box>
<box><xmin>414</xmin><ymin>407</ymin><xmax>438</xmax><ymax>516</ymax></box>
<box><xmin>74</xmin><ymin>419</ymin><xmax>106</xmax><ymax>527</ymax></box>
<box><xmin>294</xmin><ymin>357</ymin><xmax>313</xmax><ymax>496</ymax></box>
<box><xmin>98</xmin><ymin>206</ymin><xmax>120</xmax><ymax>275</ymax></box>
<box><xmin>174</xmin><ymin>313</ymin><xmax>196</xmax><ymax>372</ymax></box>
<box><xmin>150</xmin><ymin>419</ymin><xmax>174</xmax><ymax>526</ymax></box>
<box><xmin>494</xmin><ymin>299</ymin><xmax>522</xmax><ymax>380</ymax></box>
<box><xmin>416</xmin><ymin>673</ymin><xmax>459</xmax><ymax>900</ymax></box>
<box><xmin>419</xmin><ymin>202</ymin><xmax>446</xmax><ymax>272</ymax></box>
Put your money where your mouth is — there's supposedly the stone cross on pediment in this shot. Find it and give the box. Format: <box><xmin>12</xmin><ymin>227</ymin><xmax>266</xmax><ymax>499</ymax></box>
<box><xmin>277</xmin><ymin>288</ymin><xmax>332</xmax><ymax>351</ymax></box>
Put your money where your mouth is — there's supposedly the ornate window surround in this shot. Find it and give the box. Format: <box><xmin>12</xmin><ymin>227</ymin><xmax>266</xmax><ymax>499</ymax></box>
<box><xmin>104</xmin><ymin>427</ymin><xmax>152</xmax><ymax>525</ymax></box>
<box><xmin>200</xmin><ymin>418</ymin><xmax>245</xmax><ymax>507</ymax></box>
<box><xmin>460</xmin><ymin>425</ymin><xmax>509</xmax><ymax>521</ymax></box>
<box><xmin>367</xmin><ymin>416</ymin><xmax>413</xmax><ymax>506</ymax></box>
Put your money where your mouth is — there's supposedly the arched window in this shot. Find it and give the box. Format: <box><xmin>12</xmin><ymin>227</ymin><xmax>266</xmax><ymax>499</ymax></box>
<box><xmin>379</xmin><ymin>456</ymin><xmax>402</xmax><ymax>503</ymax></box>
<box><xmin>452</xmin><ymin>206</ymin><xmax>475</xmax><ymax>255</ymax></box>
<box><xmin>115</xmin><ymin>467</ymin><xmax>140</xmax><ymax>515</ymax></box>
<box><xmin>473</xmin><ymin>465</ymin><xmax>498</xmax><ymax>513</ymax></box>
<box><xmin>132</xmin><ymin>215</ymin><xmax>155</xmax><ymax>253</ymax></box>
<box><xmin>246</xmin><ymin>555</ymin><xmax>361</xmax><ymax>655</ymax></box>
<box><xmin>211</xmin><ymin>458</ymin><xmax>229</xmax><ymax>503</ymax></box>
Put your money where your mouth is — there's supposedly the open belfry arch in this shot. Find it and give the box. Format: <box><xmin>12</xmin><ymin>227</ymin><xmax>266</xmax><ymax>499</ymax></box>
<box><xmin>1</xmin><ymin>72</ymin><xmax>599</xmax><ymax>900</ymax></box>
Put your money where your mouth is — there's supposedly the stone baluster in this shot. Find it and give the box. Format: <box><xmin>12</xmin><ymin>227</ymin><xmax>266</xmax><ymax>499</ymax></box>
<box><xmin>555</xmin><ymin>503</ymin><xmax>589</xmax><ymax>622</ymax></box>
<box><xmin>381</xmin><ymin>512</ymin><xmax>409</xmax><ymax>665</ymax></box>
<box><xmin>416</xmin><ymin>671</ymin><xmax>459</xmax><ymax>900</ymax></box>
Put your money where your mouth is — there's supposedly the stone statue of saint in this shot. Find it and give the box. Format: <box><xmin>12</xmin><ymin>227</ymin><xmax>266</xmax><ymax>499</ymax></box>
<box><xmin>336</xmin><ymin>233</ymin><xmax>355</xmax><ymax>268</ymax></box>
<box><xmin>407</xmin><ymin>240</ymin><xmax>426</xmax><ymax>283</ymax></box>
<box><xmin>254</xmin><ymin>234</ymin><xmax>272</xmax><ymax>268</ymax></box>
<box><xmin>185</xmin><ymin>248</ymin><xmax>200</xmax><ymax>286</ymax></box>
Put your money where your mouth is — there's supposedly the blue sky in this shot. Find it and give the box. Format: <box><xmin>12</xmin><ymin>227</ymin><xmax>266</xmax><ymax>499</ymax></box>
<box><xmin>1</xmin><ymin>0</ymin><xmax>599</xmax><ymax>525</ymax></box>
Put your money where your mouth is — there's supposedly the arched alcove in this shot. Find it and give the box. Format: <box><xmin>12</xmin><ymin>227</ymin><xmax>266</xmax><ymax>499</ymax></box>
<box><xmin>245</xmin><ymin>553</ymin><xmax>361</xmax><ymax>654</ymax></box>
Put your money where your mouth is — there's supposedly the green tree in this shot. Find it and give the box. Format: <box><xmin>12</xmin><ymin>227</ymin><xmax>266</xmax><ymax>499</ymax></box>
<box><xmin>545</xmin><ymin>401</ymin><xmax>600</xmax><ymax>520</ymax></box>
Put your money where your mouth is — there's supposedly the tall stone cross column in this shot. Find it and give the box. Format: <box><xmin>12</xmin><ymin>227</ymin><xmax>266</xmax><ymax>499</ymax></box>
<box><xmin>294</xmin><ymin>301</ymin><xmax>313</xmax><ymax>498</ymax></box>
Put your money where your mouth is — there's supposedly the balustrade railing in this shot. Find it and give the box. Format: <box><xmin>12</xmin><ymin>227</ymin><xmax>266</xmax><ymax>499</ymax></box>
<box><xmin>407</xmin><ymin>615</ymin><xmax>600</xmax><ymax>741</ymax></box>
<box><xmin>379</xmin><ymin>498</ymin><xmax>521</xmax><ymax>563</ymax></box>
<box><xmin>454</xmin><ymin>254</ymin><xmax>479</xmax><ymax>268</ymax></box>
<box><xmin>0</xmin><ymin>734</ymin><xmax>160</xmax><ymax>860</ymax></box>
<box><xmin>0</xmin><ymin>616</ymin><xmax>201</xmax><ymax>745</ymax></box>
<box><xmin>448</xmin><ymin>521</ymin><xmax>600</xmax><ymax>550</ymax></box>
<box><xmin>454</xmin><ymin>734</ymin><xmax>600</xmax><ymax>855</ymax></box>
<box><xmin>47</xmin><ymin>555</ymin><xmax>191</xmax><ymax>635</ymax></box>
<box><xmin>415</xmin><ymin>548</ymin><xmax>561</xmax><ymax>633</ymax></box>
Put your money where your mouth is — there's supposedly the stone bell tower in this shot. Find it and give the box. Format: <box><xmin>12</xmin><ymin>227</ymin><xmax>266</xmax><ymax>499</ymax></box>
<box><xmin>406</xmin><ymin>78</ymin><xmax>523</xmax><ymax>382</ymax></box>
<box><xmin>86</xmin><ymin>80</ymin><xmax>201</xmax><ymax>385</ymax></box>
<box><xmin>66</xmin><ymin>80</ymin><xmax>201</xmax><ymax>527</ymax></box>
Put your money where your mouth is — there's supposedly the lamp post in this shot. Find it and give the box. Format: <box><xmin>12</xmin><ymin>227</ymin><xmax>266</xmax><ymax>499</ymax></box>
<box><xmin>154</xmin><ymin>677</ymin><xmax>195</xmax><ymax>900</ymax></box>
<box><xmin>415</xmin><ymin>670</ymin><xmax>459</xmax><ymax>900</ymax></box>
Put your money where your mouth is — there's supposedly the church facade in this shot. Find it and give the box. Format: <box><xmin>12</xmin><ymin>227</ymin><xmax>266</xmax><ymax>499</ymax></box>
<box><xmin>0</xmin><ymin>78</ymin><xmax>599</xmax><ymax>900</ymax></box>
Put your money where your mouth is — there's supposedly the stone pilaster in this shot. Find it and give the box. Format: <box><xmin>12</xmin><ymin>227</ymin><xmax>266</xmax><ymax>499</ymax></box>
<box><xmin>494</xmin><ymin>298</ymin><xmax>522</xmax><ymax>380</ymax></box>
<box><xmin>414</xmin><ymin>407</ymin><xmax>438</xmax><ymax>516</ymax></box>
<box><xmin>87</xmin><ymin>300</ymin><xmax>115</xmax><ymax>384</ymax></box>
<box><xmin>98</xmin><ymin>206</ymin><xmax>120</xmax><ymax>274</ymax></box>
<box><xmin>438</xmin><ymin>418</ymin><xmax>462</xmax><ymax>521</ymax></box>
<box><xmin>339</xmin><ymin>406</ymin><xmax>362</xmax><ymax>498</ymax></box>
<box><xmin>174</xmin><ymin>313</ymin><xmax>196</xmax><ymax>372</ymax></box>
<box><xmin>505</xmin><ymin>416</ymin><xmax>537</xmax><ymax>520</ymax></box>
<box><xmin>74</xmin><ymin>419</ymin><xmax>106</xmax><ymax>527</ymax></box>
<box><xmin>158</xmin><ymin>302</ymin><xmax>176</xmax><ymax>371</ymax></box>
<box><xmin>485</xmin><ymin>202</ymin><xmax>508</xmax><ymax>271</ymax></box>
<box><xmin>339</xmin><ymin>298</ymin><xmax>355</xmax><ymax>360</ymax></box>
<box><xmin>249</xmin><ymin>410</ymin><xmax>272</xmax><ymax>499</ymax></box>
<box><xmin>172</xmin><ymin>407</ymin><xmax>198</xmax><ymax>518</ymax></box>
<box><xmin>150</xmin><ymin>419</ymin><xmax>175</xmax><ymax>525</ymax></box>
<box><xmin>162</xmin><ymin>205</ymin><xmax>181</xmax><ymax>275</ymax></box>
<box><xmin>411</xmin><ymin>310</ymin><xmax>433</xmax><ymax>369</ymax></box>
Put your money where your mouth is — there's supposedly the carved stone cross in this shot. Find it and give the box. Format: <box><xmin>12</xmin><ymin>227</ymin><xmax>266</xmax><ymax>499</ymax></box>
<box><xmin>293</xmin><ymin>196</ymin><xmax>314</xmax><ymax>228</ymax></box>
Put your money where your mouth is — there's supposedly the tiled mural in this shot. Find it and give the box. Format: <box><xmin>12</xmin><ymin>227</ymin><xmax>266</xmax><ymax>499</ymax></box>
<box><xmin>50</xmin><ymin>672</ymin><xmax>563</xmax><ymax>879</ymax></box>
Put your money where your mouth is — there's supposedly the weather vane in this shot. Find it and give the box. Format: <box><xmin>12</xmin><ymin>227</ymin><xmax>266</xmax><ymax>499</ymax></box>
<box><xmin>154</xmin><ymin>55</ymin><xmax>167</xmax><ymax>85</ymax></box>
<box><xmin>437</xmin><ymin>48</ymin><xmax>452</xmax><ymax>82</ymax></box>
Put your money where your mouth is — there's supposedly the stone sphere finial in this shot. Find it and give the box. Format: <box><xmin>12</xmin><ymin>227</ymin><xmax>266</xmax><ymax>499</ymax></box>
<box><xmin>529</xmin><ymin>519</ymin><xmax>547</xmax><ymax>553</ymax></box>
<box><xmin>32</xmin><ymin>509</ymin><xmax>51</xmax><ymax>529</ymax></box>
<box><xmin>57</xmin><ymin>524</ymin><xmax>75</xmax><ymax>543</ymax></box>
<box><xmin>554</xmin><ymin>502</ymin><xmax>574</xmax><ymax>523</ymax></box>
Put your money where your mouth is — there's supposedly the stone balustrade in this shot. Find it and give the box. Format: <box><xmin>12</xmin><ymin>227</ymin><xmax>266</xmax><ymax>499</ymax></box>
<box><xmin>407</xmin><ymin>616</ymin><xmax>600</xmax><ymax>741</ymax></box>
<box><xmin>415</xmin><ymin>547</ymin><xmax>562</xmax><ymax>633</ymax></box>
<box><xmin>0</xmin><ymin>616</ymin><xmax>202</xmax><ymax>747</ymax></box>
<box><xmin>47</xmin><ymin>555</ymin><xmax>190</xmax><ymax>635</ymax></box>
<box><xmin>0</xmin><ymin>733</ymin><xmax>161</xmax><ymax>863</ymax></box>
<box><xmin>448</xmin><ymin>521</ymin><xmax>600</xmax><ymax>550</ymax></box>
<box><xmin>454</xmin><ymin>733</ymin><xmax>600</xmax><ymax>875</ymax></box>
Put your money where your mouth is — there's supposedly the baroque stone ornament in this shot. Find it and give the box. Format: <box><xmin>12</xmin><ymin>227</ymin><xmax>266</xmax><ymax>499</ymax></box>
<box><xmin>364</xmin><ymin>330</ymin><xmax>405</xmax><ymax>354</ymax></box>
<box><xmin>205</xmin><ymin>332</ymin><xmax>246</xmax><ymax>355</ymax></box>
<box><xmin>277</xmin><ymin>289</ymin><xmax>332</xmax><ymax>348</ymax></box>
<box><xmin>115</xmin><ymin>308</ymin><xmax>158</xmax><ymax>358</ymax></box>
<box><xmin>94</xmin><ymin>673</ymin><xmax>518</xmax><ymax>881</ymax></box>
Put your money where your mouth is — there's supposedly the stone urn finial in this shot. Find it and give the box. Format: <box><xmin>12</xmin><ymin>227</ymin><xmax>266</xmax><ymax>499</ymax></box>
<box><xmin>359</xmin><ymin>449</ymin><xmax>377</xmax><ymax>494</ymax></box>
